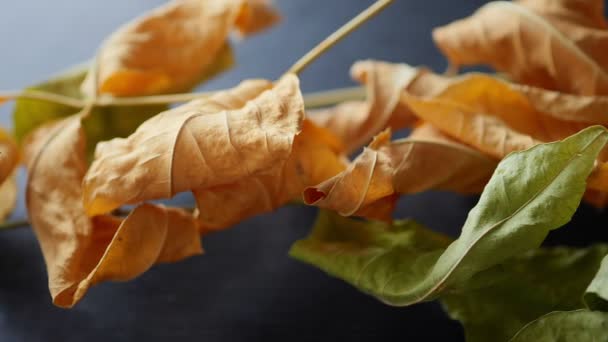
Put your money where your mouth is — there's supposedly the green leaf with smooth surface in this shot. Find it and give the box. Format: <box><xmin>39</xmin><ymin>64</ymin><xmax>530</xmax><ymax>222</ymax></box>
<box><xmin>585</xmin><ymin>255</ymin><xmax>608</xmax><ymax>311</ymax></box>
<box><xmin>291</xmin><ymin>126</ymin><xmax>608</xmax><ymax>306</ymax></box>
<box><xmin>442</xmin><ymin>245</ymin><xmax>608</xmax><ymax>342</ymax></box>
<box><xmin>509</xmin><ymin>310</ymin><xmax>608</xmax><ymax>342</ymax></box>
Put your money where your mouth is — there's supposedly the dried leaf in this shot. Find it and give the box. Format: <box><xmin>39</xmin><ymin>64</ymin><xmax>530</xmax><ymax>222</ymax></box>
<box><xmin>81</xmin><ymin>0</ymin><xmax>279</xmax><ymax>97</ymax></box>
<box><xmin>83</xmin><ymin>75</ymin><xmax>304</xmax><ymax>216</ymax></box>
<box><xmin>304</xmin><ymin>124</ymin><xmax>496</xmax><ymax>219</ymax></box>
<box><xmin>293</xmin><ymin>126</ymin><xmax>608</xmax><ymax>306</ymax></box>
<box><xmin>433</xmin><ymin>1</ymin><xmax>608</xmax><ymax>95</ymax></box>
<box><xmin>26</xmin><ymin>116</ymin><xmax>201</xmax><ymax>308</ymax></box>
<box><xmin>0</xmin><ymin>127</ymin><xmax>18</xmax><ymax>185</ymax></box>
<box><xmin>309</xmin><ymin>61</ymin><xmax>420</xmax><ymax>153</ymax></box>
<box><xmin>195</xmin><ymin>119</ymin><xmax>346</xmax><ymax>230</ymax></box>
<box><xmin>0</xmin><ymin>173</ymin><xmax>17</xmax><ymax>222</ymax></box>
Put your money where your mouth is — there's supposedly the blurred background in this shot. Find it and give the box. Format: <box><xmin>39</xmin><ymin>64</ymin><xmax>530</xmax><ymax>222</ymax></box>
<box><xmin>1</xmin><ymin>1</ymin><xmax>607</xmax><ymax>341</ymax></box>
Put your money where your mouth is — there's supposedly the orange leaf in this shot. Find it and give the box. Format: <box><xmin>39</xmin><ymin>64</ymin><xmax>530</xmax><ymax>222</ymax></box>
<box><xmin>433</xmin><ymin>1</ymin><xmax>608</xmax><ymax>95</ymax></box>
<box><xmin>309</xmin><ymin>61</ymin><xmax>420</xmax><ymax>153</ymax></box>
<box><xmin>26</xmin><ymin>117</ymin><xmax>201</xmax><ymax>308</ymax></box>
<box><xmin>83</xmin><ymin>76</ymin><xmax>304</xmax><ymax>216</ymax></box>
<box><xmin>195</xmin><ymin>119</ymin><xmax>346</xmax><ymax>230</ymax></box>
<box><xmin>81</xmin><ymin>0</ymin><xmax>280</xmax><ymax>97</ymax></box>
<box><xmin>304</xmin><ymin>124</ymin><xmax>495</xmax><ymax>219</ymax></box>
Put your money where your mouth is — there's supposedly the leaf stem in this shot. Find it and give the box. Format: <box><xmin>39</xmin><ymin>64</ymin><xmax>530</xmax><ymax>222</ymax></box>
<box><xmin>286</xmin><ymin>0</ymin><xmax>395</xmax><ymax>75</ymax></box>
<box><xmin>0</xmin><ymin>86</ymin><xmax>365</xmax><ymax>110</ymax></box>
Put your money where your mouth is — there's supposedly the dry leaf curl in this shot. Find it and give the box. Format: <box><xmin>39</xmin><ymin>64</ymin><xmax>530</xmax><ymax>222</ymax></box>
<box><xmin>433</xmin><ymin>1</ymin><xmax>608</xmax><ymax>95</ymax></box>
<box><xmin>81</xmin><ymin>0</ymin><xmax>280</xmax><ymax>97</ymax></box>
<box><xmin>310</xmin><ymin>60</ymin><xmax>420</xmax><ymax>153</ymax></box>
<box><xmin>26</xmin><ymin>117</ymin><xmax>201</xmax><ymax>308</ymax></box>
<box><xmin>304</xmin><ymin>124</ymin><xmax>496</xmax><ymax>219</ymax></box>
<box><xmin>83</xmin><ymin>75</ymin><xmax>305</xmax><ymax>217</ymax></box>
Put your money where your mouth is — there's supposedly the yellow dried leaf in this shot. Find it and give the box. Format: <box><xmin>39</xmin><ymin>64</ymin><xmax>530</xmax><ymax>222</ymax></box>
<box><xmin>195</xmin><ymin>119</ymin><xmax>346</xmax><ymax>230</ymax></box>
<box><xmin>26</xmin><ymin>116</ymin><xmax>201</xmax><ymax>308</ymax></box>
<box><xmin>309</xmin><ymin>61</ymin><xmax>420</xmax><ymax>153</ymax></box>
<box><xmin>0</xmin><ymin>173</ymin><xmax>17</xmax><ymax>222</ymax></box>
<box><xmin>81</xmin><ymin>0</ymin><xmax>279</xmax><ymax>97</ymax></box>
<box><xmin>304</xmin><ymin>124</ymin><xmax>496</xmax><ymax>218</ymax></box>
<box><xmin>0</xmin><ymin>127</ymin><xmax>18</xmax><ymax>186</ymax></box>
<box><xmin>83</xmin><ymin>75</ymin><xmax>304</xmax><ymax>216</ymax></box>
<box><xmin>433</xmin><ymin>1</ymin><xmax>608</xmax><ymax>95</ymax></box>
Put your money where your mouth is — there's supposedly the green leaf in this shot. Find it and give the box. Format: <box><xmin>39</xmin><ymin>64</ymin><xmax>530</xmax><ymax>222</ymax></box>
<box><xmin>584</xmin><ymin>255</ymin><xmax>608</xmax><ymax>311</ymax></box>
<box><xmin>291</xmin><ymin>126</ymin><xmax>608</xmax><ymax>306</ymax></box>
<box><xmin>13</xmin><ymin>66</ymin><xmax>165</xmax><ymax>160</ymax></box>
<box><xmin>509</xmin><ymin>310</ymin><xmax>608</xmax><ymax>342</ymax></box>
<box><xmin>442</xmin><ymin>245</ymin><xmax>608</xmax><ymax>342</ymax></box>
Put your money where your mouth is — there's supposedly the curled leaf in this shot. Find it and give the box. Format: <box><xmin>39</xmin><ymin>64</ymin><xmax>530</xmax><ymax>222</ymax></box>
<box><xmin>293</xmin><ymin>126</ymin><xmax>608</xmax><ymax>305</ymax></box>
<box><xmin>83</xmin><ymin>75</ymin><xmax>304</xmax><ymax>216</ymax></box>
<box><xmin>195</xmin><ymin>120</ymin><xmax>345</xmax><ymax>230</ymax></box>
<box><xmin>310</xmin><ymin>61</ymin><xmax>420</xmax><ymax>153</ymax></box>
<box><xmin>81</xmin><ymin>0</ymin><xmax>279</xmax><ymax>97</ymax></box>
<box><xmin>0</xmin><ymin>127</ymin><xmax>18</xmax><ymax>186</ymax></box>
<box><xmin>304</xmin><ymin>124</ymin><xmax>495</xmax><ymax>219</ymax></box>
<box><xmin>26</xmin><ymin>116</ymin><xmax>201</xmax><ymax>308</ymax></box>
<box><xmin>433</xmin><ymin>1</ymin><xmax>608</xmax><ymax>95</ymax></box>
<box><xmin>0</xmin><ymin>173</ymin><xmax>17</xmax><ymax>223</ymax></box>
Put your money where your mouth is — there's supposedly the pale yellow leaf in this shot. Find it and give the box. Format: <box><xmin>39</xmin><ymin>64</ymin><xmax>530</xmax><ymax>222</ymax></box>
<box><xmin>26</xmin><ymin>116</ymin><xmax>201</xmax><ymax>308</ymax></box>
<box><xmin>195</xmin><ymin>119</ymin><xmax>346</xmax><ymax>230</ymax></box>
<box><xmin>0</xmin><ymin>127</ymin><xmax>18</xmax><ymax>186</ymax></box>
<box><xmin>304</xmin><ymin>124</ymin><xmax>496</xmax><ymax>218</ymax></box>
<box><xmin>309</xmin><ymin>61</ymin><xmax>420</xmax><ymax>153</ymax></box>
<box><xmin>83</xmin><ymin>75</ymin><xmax>304</xmax><ymax>216</ymax></box>
<box><xmin>81</xmin><ymin>0</ymin><xmax>279</xmax><ymax>97</ymax></box>
<box><xmin>433</xmin><ymin>1</ymin><xmax>608</xmax><ymax>95</ymax></box>
<box><xmin>0</xmin><ymin>173</ymin><xmax>17</xmax><ymax>222</ymax></box>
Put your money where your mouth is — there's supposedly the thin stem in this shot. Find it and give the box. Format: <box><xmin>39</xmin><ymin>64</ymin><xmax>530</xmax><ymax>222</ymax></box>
<box><xmin>0</xmin><ymin>90</ymin><xmax>84</xmax><ymax>108</ymax></box>
<box><xmin>286</xmin><ymin>0</ymin><xmax>395</xmax><ymax>75</ymax></box>
<box><xmin>95</xmin><ymin>92</ymin><xmax>213</xmax><ymax>106</ymax></box>
<box><xmin>303</xmin><ymin>86</ymin><xmax>365</xmax><ymax>109</ymax></box>
<box><xmin>0</xmin><ymin>220</ymin><xmax>29</xmax><ymax>231</ymax></box>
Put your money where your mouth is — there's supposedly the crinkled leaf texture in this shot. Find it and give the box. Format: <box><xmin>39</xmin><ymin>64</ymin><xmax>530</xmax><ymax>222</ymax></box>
<box><xmin>26</xmin><ymin>116</ymin><xmax>201</xmax><ymax>308</ymax></box>
<box><xmin>304</xmin><ymin>124</ymin><xmax>495</xmax><ymax>219</ymax></box>
<box><xmin>310</xmin><ymin>60</ymin><xmax>420</xmax><ymax>153</ymax></box>
<box><xmin>291</xmin><ymin>126</ymin><xmax>608</xmax><ymax>305</ymax></box>
<box><xmin>509</xmin><ymin>310</ymin><xmax>608</xmax><ymax>342</ymax></box>
<box><xmin>442</xmin><ymin>245</ymin><xmax>608</xmax><ymax>342</ymax></box>
<box><xmin>433</xmin><ymin>1</ymin><xmax>608</xmax><ymax>95</ymax></box>
<box><xmin>81</xmin><ymin>0</ymin><xmax>278</xmax><ymax>97</ymax></box>
<box><xmin>82</xmin><ymin>76</ymin><xmax>337</xmax><ymax>231</ymax></box>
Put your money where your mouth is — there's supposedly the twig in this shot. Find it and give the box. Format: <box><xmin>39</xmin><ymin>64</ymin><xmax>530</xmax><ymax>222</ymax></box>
<box><xmin>286</xmin><ymin>0</ymin><xmax>395</xmax><ymax>75</ymax></box>
<box><xmin>303</xmin><ymin>86</ymin><xmax>365</xmax><ymax>109</ymax></box>
<box><xmin>0</xmin><ymin>90</ymin><xmax>84</xmax><ymax>108</ymax></box>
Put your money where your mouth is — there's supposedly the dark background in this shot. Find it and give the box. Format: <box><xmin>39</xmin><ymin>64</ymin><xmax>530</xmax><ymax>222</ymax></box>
<box><xmin>1</xmin><ymin>1</ymin><xmax>608</xmax><ymax>341</ymax></box>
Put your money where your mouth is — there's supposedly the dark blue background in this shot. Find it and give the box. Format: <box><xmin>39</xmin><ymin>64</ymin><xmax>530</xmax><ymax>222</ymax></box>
<box><xmin>1</xmin><ymin>1</ymin><xmax>607</xmax><ymax>341</ymax></box>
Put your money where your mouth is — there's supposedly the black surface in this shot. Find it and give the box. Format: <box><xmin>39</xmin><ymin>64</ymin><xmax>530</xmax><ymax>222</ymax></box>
<box><xmin>2</xmin><ymin>1</ymin><xmax>608</xmax><ymax>341</ymax></box>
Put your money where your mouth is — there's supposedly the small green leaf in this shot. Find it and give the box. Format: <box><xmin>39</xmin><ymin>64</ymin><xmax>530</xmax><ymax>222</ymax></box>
<box><xmin>585</xmin><ymin>255</ymin><xmax>608</xmax><ymax>311</ymax></box>
<box><xmin>291</xmin><ymin>126</ymin><xmax>608</xmax><ymax>306</ymax></box>
<box><xmin>509</xmin><ymin>310</ymin><xmax>608</xmax><ymax>342</ymax></box>
<box><xmin>442</xmin><ymin>245</ymin><xmax>608</xmax><ymax>342</ymax></box>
